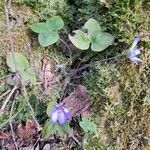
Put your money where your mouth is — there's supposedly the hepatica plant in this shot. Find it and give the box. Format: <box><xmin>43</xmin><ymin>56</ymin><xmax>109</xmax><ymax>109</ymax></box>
<box><xmin>42</xmin><ymin>101</ymin><xmax>72</xmax><ymax>139</ymax></box>
<box><xmin>6</xmin><ymin>52</ymin><xmax>36</xmax><ymax>85</ymax></box>
<box><xmin>69</xmin><ymin>18</ymin><xmax>114</xmax><ymax>51</ymax></box>
<box><xmin>30</xmin><ymin>16</ymin><xmax>64</xmax><ymax>47</ymax></box>
<box><xmin>50</xmin><ymin>103</ymin><xmax>71</xmax><ymax>125</ymax></box>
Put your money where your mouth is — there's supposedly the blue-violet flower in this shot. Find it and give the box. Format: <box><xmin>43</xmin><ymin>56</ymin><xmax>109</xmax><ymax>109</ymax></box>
<box><xmin>50</xmin><ymin>103</ymin><xmax>71</xmax><ymax>125</ymax></box>
<box><xmin>128</xmin><ymin>36</ymin><xmax>143</xmax><ymax>65</ymax></box>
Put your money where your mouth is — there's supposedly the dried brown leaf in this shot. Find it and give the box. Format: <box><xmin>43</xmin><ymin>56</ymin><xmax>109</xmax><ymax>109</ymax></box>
<box><xmin>63</xmin><ymin>85</ymin><xmax>91</xmax><ymax>117</ymax></box>
<box><xmin>0</xmin><ymin>132</ymin><xmax>9</xmax><ymax>140</ymax></box>
<box><xmin>40</xmin><ymin>58</ymin><xmax>54</xmax><ymax>90</ymax></box>
<box><xmin>17</xmin><ymin>120</ymin><xmax>37</xmax><ymax>140</ymax></box>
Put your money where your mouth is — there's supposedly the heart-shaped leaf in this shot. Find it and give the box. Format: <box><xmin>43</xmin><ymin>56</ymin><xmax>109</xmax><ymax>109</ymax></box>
<box><xmin>91</xmin><ymin>31</ymin><xmax>114</xmax><ymax>51</ymax></box>
<box><xmin>83</xmin><ymin>18</ymin><xmax>101</xmax><ymax>35</ymax></box>
<box><xmin>79</xmin><ymin>118</ymin><xmax>97</xmax><ymax>133</ymax></box>
<box><xmin>30</xmin><ymin>23</ymin><xmax>49</xmax><ymax>33</ymax></box>
<box><xmin>46</xmin><ymin>16</ymin><xmax>64</xmax><ymax>31</ymax></box>
<box><xmin>38</xmin><ymin>31</ymin><xmax>59</xmax><ymax>47</ymax></box>
<box><xmin>6</xmin><ymin>52</ymin><xmax>29</xmax><ymax>72</ymax></box>
<box><xmin>61</xmin><ymin>122</ymin><xmax>73</xmax><ymax>137</ymax></box>
<box><xmin>69</xmin><ymin>19</ymin><xmax>114</xmax><ymax>52</ymax></box>
<box><xmin>53</xmin><ymin>122</ymin><xmax>71</xmax><ymax>137</ymax></box>
<box><xmin>42</xmin><ymin>121</ymin><xmax>55</xmax><ymax>139</ymax></box>
<box><xmin>68</xmin><ymin>30</ymin><xmax>90</xmax><ymax>50</ymax></box>
<box><xmin>30</xmin><ymin>16</ymin><xmax>64</xmax><ymax>47</ymax></box>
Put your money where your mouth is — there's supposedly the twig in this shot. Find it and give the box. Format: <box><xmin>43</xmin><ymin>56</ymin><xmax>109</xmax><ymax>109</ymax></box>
<box><xmin>9</xmin><ymin>100</ymin><xmax>19</xmax><ymax>150</ymax></box>
<box><xmin>0</xmin><ymin>89</ymin><xmax>11</xmax><ymax>100</ymax></box>
<box><xmin>60</xmin><ymin>76</ymin><xmax>71</xmax><ymax>101</ymax></box>
<box><xmin>32</xmin><ymin>136</ymin><xmax>41</xmax><ymax>149</ymax></box>
<box><xmin>71</xmin><ymin>135</ymin><xmax>82</xmax><ymax>146</ymax></box>
<box><xmin>69</xmin><ymin>52</ymin><xmax>127</xmax><ymax>77</ymax></box>
<box><xmin>0</xmin><ymin>108</ymin><xmax>22</xmax><ymax>130</ymax></box>
<box><xmin>60</xmin><ymin>38</ymin><xmax>72</xmax><ymax>64</ymax></box>
<box><xmin>5</xmin><ymin>0</ymin><xmax>18</xmax><ymax>72</ymax></box>
<box><xmin>0</xmin><ymin>84</ymin><xmax>18</xmax><ymax>116</ymax></box>
<box><xmin>0</xmin><ymin>74</ymin><xmax>12</xmax><ymax>80</ymax></box>
<box><xmin>21</xmin><ymin>83</ymin><xmax>40</xmax><ymax>128</ymax></box>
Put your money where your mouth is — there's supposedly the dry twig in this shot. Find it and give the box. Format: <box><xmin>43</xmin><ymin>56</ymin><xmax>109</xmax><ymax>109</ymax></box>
<box><xmin>0</xmin><ymin>89</ymin><xmax>11</xmax><ymax>100</ymax></box>
<box><xmin>0</xmin><ymin>109</ymin><xmax>22</xmax><ymax>130</ymax></box>
<box><xmin>0</xmin><ymin>84</ymin><xmax>18</xmax><ymax>116</ymax></box>
<box><xmin>9</xmin><ymin>100</ymin><xmax>19</xmax><ymax>150</ymax></box>
<box><xmin>60</xmin><ymin>38</ymin><xmax>72</xmax><ymax>64</ymax></box>
<box><xmin>5</xmin><ymin>0</ymin><xmax>18</xmax><ymax>72</ymax></box>
<box><xmin>21</xmin><ymin>84</ymin><xmax>40</xmax><ymax>129</ymax></box>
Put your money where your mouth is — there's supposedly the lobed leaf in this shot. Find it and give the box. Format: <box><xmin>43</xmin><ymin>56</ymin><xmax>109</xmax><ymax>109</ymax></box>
<box><xmin>42</xmin><ymin>121</ymin><xmax>55</xmax><ymax>139</ymax></box>
<box><xmin>54</xmin><ymin>122</ymin><xmax>72</xmax><ymax>137</ymax></box>
<box><xmin>46</xmin><ymin>16</ymin><xmax>64</xmax><ymax>31</ymax></box>
<box><xmin>79</xmin><ymin>118</ymin><xmax>97</xmax><ymax>133</ymax></box>
<box><xmin>68</xmin><ymin>30</ymin><xmax>90</xmax><ymax>50</ymax></box>
<box><xmin>91</xmin><ymin>31</ymin><xmax>114</xmax><ymax>51</ymax></box>
<box><xmin>38</xmin><ymin>31</ymin><xmax>59</xmax><ymax>47</ymax></box>
<box><xmin>30</xmin><ymin>23</ymin><xmax>49</xmax><ymax>33</ymax></box>
<box><xmin>6</xmin><ymin>52</ymin><xmax>29</xmax><ymax>72</ymax></box>
<box><xmin>83</xmin><ymin>18</ymin><xmax>101</xmax><ymax>35</ymax></box>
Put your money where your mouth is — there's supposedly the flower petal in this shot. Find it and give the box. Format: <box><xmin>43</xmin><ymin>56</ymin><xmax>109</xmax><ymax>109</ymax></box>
<box><xmin>133</xmin><ymin>48</ymin><xmax>141</xmax><ymax>55</ymax></box>
<box><xmin>130</xmin><ymin>57</ymin><xmax>143</xmax><ymax>65</ymax></box>
<box><xmin>63</xmin><ymin>108</ymin><xmax>71</xmax><ymax>120</ymax></box>
<box><xmin>132</xmin><ymin>37</ymin><xmax>140</xmax><ymax>48</ymax></box>
<box><xmin>58</xmin><ymin>112</ymin><xmax>66</xmax><ymax>125</ymax></box>
<box><xmin>50</xmin><ymin>109</ymin><xmax>58</xmax><ymax>123</ymax></box>
<box><xmin>128</xmin><ymin>51</ymin><xmax>135</xmax><ymax>58</ymax></box>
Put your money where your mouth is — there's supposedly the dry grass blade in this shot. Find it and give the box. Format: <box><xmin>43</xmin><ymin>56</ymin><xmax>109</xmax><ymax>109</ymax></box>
<box><xmin>0</xmin><ymin>89</ymin><xmax>11</xmax><ymax>101</ymax></box>
<box><xmin>21</xmin><ymin>83</ymin><xmax>40</xmax><ymax>129</ymax></box>
<box><xmin>9</xmin><ymin>100</ymin><xmax>18</xmax><ymax>150</ymax></box>
<box><xmin>0</xmin><ymin>84</ymin><xmax>18</xmax><ymax>116</ymax></box>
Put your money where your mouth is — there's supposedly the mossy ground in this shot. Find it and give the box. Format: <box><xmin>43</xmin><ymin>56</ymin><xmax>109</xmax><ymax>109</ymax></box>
<box><xmin>0</xmin><ymin>0</ymin><xmax>149</xmax><ymax>149</ymax></box>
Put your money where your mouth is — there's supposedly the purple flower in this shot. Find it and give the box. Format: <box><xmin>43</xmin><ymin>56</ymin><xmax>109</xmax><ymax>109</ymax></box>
<box><xmin>50</xmin><ymin>103</ymin><xmax>71</xmax><ymax>125</ymax></box>
<box><xmin>128</xmin><ymin>36</ymin><xmax>143</xmax><ymax>65</ymax></box>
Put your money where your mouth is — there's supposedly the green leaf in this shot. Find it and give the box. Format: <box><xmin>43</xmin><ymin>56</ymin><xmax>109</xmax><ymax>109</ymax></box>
<box><xmin>62</xmin><ymin>122</ymin><xmax>73</xmax><ymax>136</ymax></box>
<box><xmin>6</xmin><ymin>52</ymin><xmax>29</xmax><ymax>72</ymax></box>
<box><xmin>79</xmin><ymin>118</ymin><xmax>97</xmax><ymax>134</ymax></box>
<box><xmin>42</xmin><ymin>121</ymin><xmax>55</xmax><ymax>139</ymax></box>
<box><xmin>54</xmin><ymin>122</ymin><xmax>72</xmax><ymax>137</ymax></box>
<box><xmin>68</xmin><ymin>30</ymin><xmax>90</xmax><ymax>50</ymax></box>
<box><xmin>83</xmin><ymin>18</ymin><xmax>101</xmax><ymax>35</ymax></box>
<box><xmin>54</xmin><ymin>123</ymin><xmax>66</xmax><ymax>137</ymax></box>
<box><xmin>91</xmin><ymin>31</ymin><xmax>114</xmax><ymax>52</ymax></box>
<box><xmin>46</xmin><ymin>16</ymin><xmax>64</xmax><ymax>30</ymax></box>
<box><xmin>30</xmin><ymin>23</ymin><xmax>49</xmax><ymax>33</ymax></box>
<box><xmin>38</xmin><ymin>31</ymin><xmax>59</xmax><ymax>47</ymax></box>
<box><xmin>46</xmin><ymin>101</ymin><xmax>57</xmax><ymax>116</ymax></box>
<box><xmin>42</xmin><ymin>121</ymin><xmax>72</xmax><ymax>138</ymax></box>
<box><xmin>20</xmin><ymin>68</ymin><xmax>36</xmax><ymax>85</ymax></box>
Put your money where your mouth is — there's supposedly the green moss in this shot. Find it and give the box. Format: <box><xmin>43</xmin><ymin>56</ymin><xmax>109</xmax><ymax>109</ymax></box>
<box><xmin>83</xmin><ymin>44</ymin><xmax>150</xmax><ymax>149</ymax></box>
<box><xmin>14</xmin><ymin>0</ymin><xmax>71</xmax><ymax>22</ymax></box>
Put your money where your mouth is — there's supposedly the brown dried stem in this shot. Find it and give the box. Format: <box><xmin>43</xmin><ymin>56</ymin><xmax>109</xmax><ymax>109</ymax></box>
<box><xmin>9</xmin><ymin>100</ymin><xmax>19</xmax><ymax>150</ymax></box>
<box><xmin>0</xmin><ymin>84</ymin><xmax>18</xmax><ymax>116</ymax></box>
